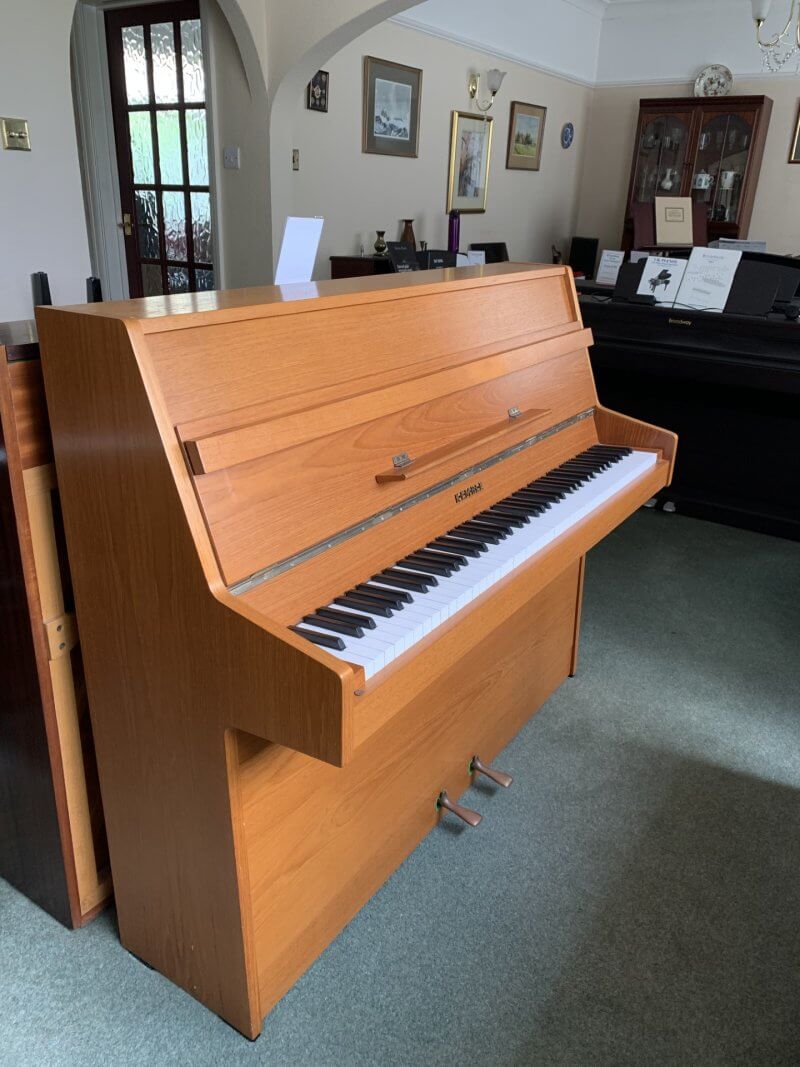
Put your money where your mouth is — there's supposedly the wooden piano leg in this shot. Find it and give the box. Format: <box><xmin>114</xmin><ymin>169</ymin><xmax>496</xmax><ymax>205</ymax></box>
<box><xmin>569</xmin><ymin>554</ymin><xmax>586</xmax><ymax>677</ymax></box>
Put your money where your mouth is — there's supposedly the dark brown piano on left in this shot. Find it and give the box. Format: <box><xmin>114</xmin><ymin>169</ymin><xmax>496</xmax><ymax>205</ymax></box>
<box><xmin>0</xmin><ymin>320</ymin><xmax>111</xmax><ymax>926</ymax></box>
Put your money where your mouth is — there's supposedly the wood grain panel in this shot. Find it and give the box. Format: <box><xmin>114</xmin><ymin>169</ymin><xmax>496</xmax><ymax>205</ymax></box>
<box><xmin>149</xmin><ymin>274</ymin><xmax>575</xmax><ymax>425</ymax></box>
<box><xmin>8</xmin><ymin>360</ymin><xmax>53</xmax><ymax>470</ymax></box>
<box><xmin>198</xmin><ymin>351</ymin><xmax>595</xmax><ymax>585</ymax></box>
<box><xmin>240</xmin><ymin>563</ymin><xmax>578</xmax><ymax>1021</ymax></box>
<box><xmin>181</xmin><ymin>327</ymin><xmax>592</xmax><ymax>474</ymax></box>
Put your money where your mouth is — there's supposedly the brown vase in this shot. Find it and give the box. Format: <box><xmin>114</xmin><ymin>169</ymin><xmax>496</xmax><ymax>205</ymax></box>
<box><xmin>401</xmin><ymin>219</ymin><xmax>416</xmax><ymax>250</ymax></box>
<box><xmin>374</xmin><ymin>230</ymin><xmax>388</xmax><ymax>256</ymax></box>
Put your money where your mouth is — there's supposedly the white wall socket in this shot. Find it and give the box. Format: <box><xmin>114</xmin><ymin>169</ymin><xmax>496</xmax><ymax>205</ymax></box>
<box><xmin>223</xmin><ymin>146</ymin><xmax>240</xmax><ymax>170</ymax></box>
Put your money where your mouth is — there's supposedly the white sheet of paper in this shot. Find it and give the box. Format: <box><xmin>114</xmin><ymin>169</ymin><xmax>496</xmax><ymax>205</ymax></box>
<box><xmin>274</xmin><ymin>216</ymin><xmax>324</xmax><ymax>285</ymax></box>
<box><xmin>635</xmin><ymin>256</ymin><xmax>688</xmax><ymax>306</ymax></box>
<box><xmin>595</xmin><ymin>250</ymin><xmax>625</xmax><ymax>286</ymax></box>
<box><xmin>456</xmin><ymin>253</ymin><xmax>470</xmax><ymax>267</ymax></box>
<box><xmin>629</xmin><ymin>251</ymin><xmax>650</xmax><ymax>264</ymax></box>
<box><xmin>674</xmin><ymin>247</ymin><xmax>742</xmax><ymax>313</ymax></box>
<box><xmin>466</xmin><ymin>250</ymin><xmax>486</xmax><ymax>265</ymax></box>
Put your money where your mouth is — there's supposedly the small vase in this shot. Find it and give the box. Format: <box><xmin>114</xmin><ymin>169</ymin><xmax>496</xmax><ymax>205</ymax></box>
<box><xmin>374</xmin><ymin>230</ymin><xmax>388</xmax><ymax>256</ymax></box>
<box><xmin>401</xmin><ymin>218</ymin><xmax>416</xmax><ymax>250</ymax></box>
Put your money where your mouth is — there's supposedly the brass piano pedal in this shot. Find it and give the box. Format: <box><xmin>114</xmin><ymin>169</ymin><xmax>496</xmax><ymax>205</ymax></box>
<box><xmin>436</xmin><ymin>790</ymin><xmax>482</xmax><ymax>827</ymax></box>
<box><xmin>470</xmin><ymin>755</ymin><xmax>513</xmax><ymax>789</ymax></box>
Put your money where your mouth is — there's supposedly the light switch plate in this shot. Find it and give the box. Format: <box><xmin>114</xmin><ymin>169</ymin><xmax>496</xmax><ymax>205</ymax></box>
<box><xmin>223</xmin><ymin>145</ymin><xmax>240</xmax><ymax>169</ymax></box>
<box><xmin>1</xmin><ymin>117</ymin><xmax>31</xmax><ymax>151</ymax></box>
<box><xmin>292</xmin><ymin>148</ymin><xmax>300</xmax><ymax>171</ymax></box>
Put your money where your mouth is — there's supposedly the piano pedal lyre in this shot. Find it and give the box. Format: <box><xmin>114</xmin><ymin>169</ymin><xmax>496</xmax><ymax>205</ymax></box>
<box><xmin>436</xmin><ymin>790</ymin><xmax>482</xmax><ymax>827</ymax></box>
<box><xmin>470</xmin><ymin>755</ymin><xmax>513</xmax><ymax>789</ymax></box>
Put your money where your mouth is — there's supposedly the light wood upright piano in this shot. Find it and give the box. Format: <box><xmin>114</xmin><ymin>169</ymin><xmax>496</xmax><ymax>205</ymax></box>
<box><xmin>36</xmin><ymin>264</ymin><xmax>676</xmax><ymax>1039</ymax></box>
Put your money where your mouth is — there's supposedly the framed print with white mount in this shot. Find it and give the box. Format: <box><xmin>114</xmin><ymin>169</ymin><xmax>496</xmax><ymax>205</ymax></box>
<box><xmin>790</xmin><ymin>102</ymin><xmax>800</xmax><ymax>163</ymax></box>
<box><xmin>447</xmin><ymin>111</ymin><xmax>493</xmax><ymax>213</ymax></box>
<box><xmin>362</xmin><ymin>56</ymin><xmax>422</xmax><ymax>157</ymax></box>
<box><xmin>506</xmin><ymin>101</ymin><xmax>546</xmax><ymax>170</ymax></box>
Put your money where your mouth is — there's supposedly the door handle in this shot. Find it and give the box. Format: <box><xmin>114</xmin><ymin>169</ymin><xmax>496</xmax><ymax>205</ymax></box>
<box><xmin>118</xmin><ymin>212</ymin><xmax>132</xmax><ymax>237</ymax></box>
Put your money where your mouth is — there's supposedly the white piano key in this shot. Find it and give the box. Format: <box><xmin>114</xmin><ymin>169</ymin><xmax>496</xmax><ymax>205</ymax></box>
<box><xmin>295</xmin><ymin>449</ymin><xmax>659</xmax><ymax>679</ymax></box>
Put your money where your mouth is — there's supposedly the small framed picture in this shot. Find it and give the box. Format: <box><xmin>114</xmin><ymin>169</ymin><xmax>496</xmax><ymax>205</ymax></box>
<box><xmin>790</xmin><ymin>102</ymin><xmax>800</xmax><ymax>163</ymax></box>
<box><xmin>362</xmin><ymin>56</ymin><xmax>422</xmax><ymax>157</ymax></box>
<box><xmin>307</xmin><ymin>70</ymin><xmax>329</xmax><ymax>112</ymax></box>
<box><xmin>506</xmin><ymin>101</ymin><xmax>546</xmax><ymax>171</ymax></box>
<box><xmin>447</xmin><ymin>110</ymin><xmax>493</xmax><ymax>213</ymax></box>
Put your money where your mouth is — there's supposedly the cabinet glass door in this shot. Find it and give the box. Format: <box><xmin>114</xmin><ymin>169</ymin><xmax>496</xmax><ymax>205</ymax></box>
<box><xmin>691</xmin><ymin>111</ymin><xmax>756</xmax><ymax>224</ymax></box>
<box><xmin>631</xmin><ymin>112</ymin><xmax>692</xmax><ymax>204</ymax></box>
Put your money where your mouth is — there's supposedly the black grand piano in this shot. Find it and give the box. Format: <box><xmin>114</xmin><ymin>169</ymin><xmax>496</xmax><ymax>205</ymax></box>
<box><xmin>579</xmin><ymin>252</ymin><xmax>800</xmax><ymax>542</ymax></box>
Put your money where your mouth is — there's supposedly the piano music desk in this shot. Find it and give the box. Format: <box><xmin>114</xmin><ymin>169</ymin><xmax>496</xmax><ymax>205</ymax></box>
<box><xmin>36</xmin><ymin>265</ymin><xmax>675</xmax><ymax>1038</ymax></box>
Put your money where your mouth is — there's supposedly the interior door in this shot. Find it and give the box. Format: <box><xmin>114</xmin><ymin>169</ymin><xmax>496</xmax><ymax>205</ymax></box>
<box><xmin>105</xmin><ymin>1</ymin><xmax>214</xmax><ymax>298</ymax></box>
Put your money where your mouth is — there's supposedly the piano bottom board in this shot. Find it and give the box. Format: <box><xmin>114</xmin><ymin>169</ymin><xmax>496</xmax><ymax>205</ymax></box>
<box><xmin>237</xmin><ymin>559</ymin><xmax>581</xmax><ymax>1028</ymax></box>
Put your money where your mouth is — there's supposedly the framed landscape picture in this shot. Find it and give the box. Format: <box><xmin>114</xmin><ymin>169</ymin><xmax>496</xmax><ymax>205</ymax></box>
<box><xmin>362</xmin><ymin>56</ymin><xmax>422</xmax><ymax>157</ymax></box>
<box><xmin>447</xmin><ymin>111</ymin><xmax>493</xmax><ymax>213</ymax></box>
<box><xmin>506</xmin><ymin>101</ymin><xmax>547</xmax><ymax>171</ymax></box>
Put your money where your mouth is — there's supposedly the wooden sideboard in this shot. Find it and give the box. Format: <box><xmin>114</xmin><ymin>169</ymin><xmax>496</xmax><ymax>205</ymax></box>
<box><xmin>0</xmin><ymin>321</ymin><xmax>110</xmax><ymax>926</ymax></box>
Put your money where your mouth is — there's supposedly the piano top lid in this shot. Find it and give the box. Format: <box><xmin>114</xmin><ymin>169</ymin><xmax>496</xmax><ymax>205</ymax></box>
<box><xmin>45</xmin><ymin>263</ymin><xmax>567</xmax><ymax>332</ymax></box>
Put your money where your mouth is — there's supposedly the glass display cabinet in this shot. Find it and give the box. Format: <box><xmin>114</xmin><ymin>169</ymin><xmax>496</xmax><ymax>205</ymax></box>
<box><xmin>622</xmin><ymin>96</ymin><xmax>773</xmax><ymax>249</ymax></box>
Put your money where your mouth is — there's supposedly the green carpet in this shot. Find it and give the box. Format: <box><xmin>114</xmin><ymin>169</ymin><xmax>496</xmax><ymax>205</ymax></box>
<box><xmin>3</xmin><ymin>511</ymin><xmax>799</xmax><ymax>1066</ymax></box>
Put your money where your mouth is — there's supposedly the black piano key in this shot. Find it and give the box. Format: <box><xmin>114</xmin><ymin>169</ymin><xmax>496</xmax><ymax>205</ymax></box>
<box><xmin>396</xmin><ymin>557</ymin><xmax>454</xmax><ymax>577</ymax></box>
<box><xmin>526</xmin><ymin>484</ymin><xmax>565</xmax><ymax>500</ymax></box>
<box><xmin>589</xmin><ymin>445</ymin><xmax>630</xmax><ymax>458</ymax></box>
<box><xmin>317</xmin><ymin>605</ymin><xmax>376</xmax><ymax>629</ymax></box>
<box><xmin>379</xmin><ymin>568</ymin><xmax>438</xmax><ymax>590</ymax></box>
<box><xmin>536</xmin><ymin>477</ymin><xmax>579</xmax><ymax>493</ymax></box>
<box><xmin>290</xmin><ymin>625</ymin><xmax>346</xmax><ymax>651</ymax></box>
<box><xmin>509</xmin><ymin>491</ymin><xmax>552</xmax><ymax>510</ymax></box>
<box><xmin>488</xmin><ymin>506</ymin><xmax>528</xmax><ymax>526</ymax></box>
<box><xmin>354</xmin><ymin>582</ymin><xmax>412</xmax><ymax>605</ymax></box>
<box><xmin>469</xmin><ymin>515</ymin><xmax>516</xmax><ymax>535</ymax></box>
<box><xmin>334</xmin><ymin>594</ymin><xmax>394</xmax><ymax>618</ymax></box>
<box><xmin>455</xmin><ymin>522</ymin><xmax>505</xmax><ymax>543</ymax></box>
<box><xmin>304</xmin><ymin>613</ymin><xmax>364</xmax><ymax>638</ymax></box>
<box><xmin>421</xmin><ymin>546</ymin><xmax>470</xmax><ymax>567</ymax></box>
<box><xmin>558</xmin><ymin>462</ymin><xmax>597</xmax><ymax>477</ymax></box>
<box><xmin>506</xmin><ymin>499</ymin><xmax>547</xmax><ymax>516</ymax></box>
<box><xmin>433</xmin><ymin>536</ymin><xmax>486</xmax><ymax>556</ymax></box>
<box><xmin>409</xmin><ymin>549</ymin><xmax>464</xmax><ymax>570</ymax></box>
<box><xmin>405</xmin><ymin>552</ymin><xmax>457</xmax><ymax>574</ymax></box>
<box><xmin>350</xmin><ymin>584</ymin><xmax>408</xmax><ymax>609</ymax></box>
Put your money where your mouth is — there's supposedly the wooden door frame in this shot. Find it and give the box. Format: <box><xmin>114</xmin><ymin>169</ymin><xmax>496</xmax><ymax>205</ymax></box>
<box><xmin>71</xmin><ymin>0</ymin><xmax>221</xmax><ymax>300</ymax></box>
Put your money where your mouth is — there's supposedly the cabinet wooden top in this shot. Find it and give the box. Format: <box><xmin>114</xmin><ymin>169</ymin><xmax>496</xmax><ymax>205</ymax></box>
<box><xmin>48</xmin><ymin>263</ymin><xmax>560</xmax><ymax>331</ymax></box>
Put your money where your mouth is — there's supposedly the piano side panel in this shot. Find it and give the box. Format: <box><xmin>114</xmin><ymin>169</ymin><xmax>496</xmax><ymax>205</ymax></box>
<box><xmin>144</xmin><ymin>272</ymin><xmax>577</xmax><ymax>426</ymax></box>
<box><xmin>196</xmin><ymin>349</ymin><xmax>597</xmax><ymax>586</ymax></box>
<box><xmin>238</xmin><ymin>561</ymin><xmax>580</xmax><ymax>1025</ymax></box>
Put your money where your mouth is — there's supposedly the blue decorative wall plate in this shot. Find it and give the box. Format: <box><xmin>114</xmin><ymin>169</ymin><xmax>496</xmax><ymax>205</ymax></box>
<box><xmin>561</xmin><ymin>122</ymin><xmax>574</xmax><ymax>149</ymax></box>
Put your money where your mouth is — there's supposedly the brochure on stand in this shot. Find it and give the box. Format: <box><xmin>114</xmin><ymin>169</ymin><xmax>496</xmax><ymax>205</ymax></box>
<box><xmin>635</xmin><ymin>256</ymin><xmax>688</xmax><ymax>306</ymax></box>
<box><xmin>674</xmin><ymin>247</ymin><xmax>742</xmax><ymax>313</ymax></box>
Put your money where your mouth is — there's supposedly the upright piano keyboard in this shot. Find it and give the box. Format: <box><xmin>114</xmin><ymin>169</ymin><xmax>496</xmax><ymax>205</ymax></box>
<box><xmin>36</xmin><ymin>264</ymin><xmax>676</xmax><ymax>1038</ymax></box>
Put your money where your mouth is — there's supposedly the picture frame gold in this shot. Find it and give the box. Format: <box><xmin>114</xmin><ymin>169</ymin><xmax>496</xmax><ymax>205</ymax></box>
<box><xmin>446</xmin><ymin>110</ymin><xmax>493</xmax><ymax>213</ymax></box>
<box><xmin>789</xmin><ymin>102</ymin><xmax>800</xmax><ymax>163</ymax></box>
<box><xmin>362</xmin><ymin>56</ymin><xmax>422</xmax><ymax>158</ymax></box>
<box><xmin>506</xmin><ymin>101</ymin><xmax>546</xmax><ymax>171</ymax></box>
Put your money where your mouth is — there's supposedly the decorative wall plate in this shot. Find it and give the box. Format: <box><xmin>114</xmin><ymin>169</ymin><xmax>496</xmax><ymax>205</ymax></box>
<box><xmin>694</xmin><ymin>64</ymin><xmax>733</xmax><ymax>97</ymax></box>
<box><xmin>561</xmin><ymin>121</ymin><xmax>574</xmax><ymax>149</ymax></box>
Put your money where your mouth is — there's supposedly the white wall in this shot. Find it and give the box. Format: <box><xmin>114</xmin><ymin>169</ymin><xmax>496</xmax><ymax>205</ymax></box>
<box><xmin>292</xmin><ymin>19</ymin><xmax>593</xmax><ymax>276</ymax></box>
<box><xmin>0</xmin><ymin>3</ymin><xmax>92</xmax><ymax>317</ymax></box>
<box><xmin>394</xmin><ymin>0</ymin><xmax>605</xmax><ymax>85</ymax></box>
<box><xmin>575</xmin><ymin>76</ymin><xmax>800</xmax><ymax>255</ymax></box>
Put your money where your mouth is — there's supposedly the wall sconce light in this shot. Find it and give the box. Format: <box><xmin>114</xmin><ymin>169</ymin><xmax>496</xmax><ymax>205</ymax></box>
<box><xmin>469</xmin><ymin>68</ymin><xmax>507</xmax><ymax>113</ymax></box>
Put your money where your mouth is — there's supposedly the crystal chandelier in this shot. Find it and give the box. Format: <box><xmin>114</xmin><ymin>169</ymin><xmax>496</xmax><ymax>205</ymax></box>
<box><xmin>752</xmin><ymin>0</ymin><xmax>800</xmax><ymax>71</ymax></box>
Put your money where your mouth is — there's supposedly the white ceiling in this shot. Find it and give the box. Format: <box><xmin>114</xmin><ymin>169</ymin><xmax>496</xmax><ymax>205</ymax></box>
<box><xmin>394</xmin><ymin>0</ymin><xmax>780</xmax><ymax>85</ymax></box>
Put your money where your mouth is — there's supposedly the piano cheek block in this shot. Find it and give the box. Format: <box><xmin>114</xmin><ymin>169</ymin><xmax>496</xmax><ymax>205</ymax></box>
<box><xmin>35</xmin><ymin>264</ymin><xmax>675</xmax><ymax>1040</ymax></box>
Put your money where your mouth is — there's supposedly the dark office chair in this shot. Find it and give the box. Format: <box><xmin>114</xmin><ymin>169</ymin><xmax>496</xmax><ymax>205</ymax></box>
<box><xmin>469</xmin><ymin>242</ymin><xmax>509</xmax><ymax>264</ymax></box>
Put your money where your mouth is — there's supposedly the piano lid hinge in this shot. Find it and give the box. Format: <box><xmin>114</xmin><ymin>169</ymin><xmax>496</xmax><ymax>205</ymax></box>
<box><xmin>508</xmin><ymin>406</ymin><xmax>522</xmax><ymax>420</ymax></box>
<box><xmin>392</xmin><ymin>452</ymin><xmax>413</xmax><ymax>469</ymax></box>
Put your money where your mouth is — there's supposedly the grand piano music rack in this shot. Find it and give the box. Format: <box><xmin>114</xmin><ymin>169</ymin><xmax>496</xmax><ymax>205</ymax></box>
<box><xmin>36</xmin><ymin>264</ymin><xmax>676</xmax><ymax>1039</ymax></box>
